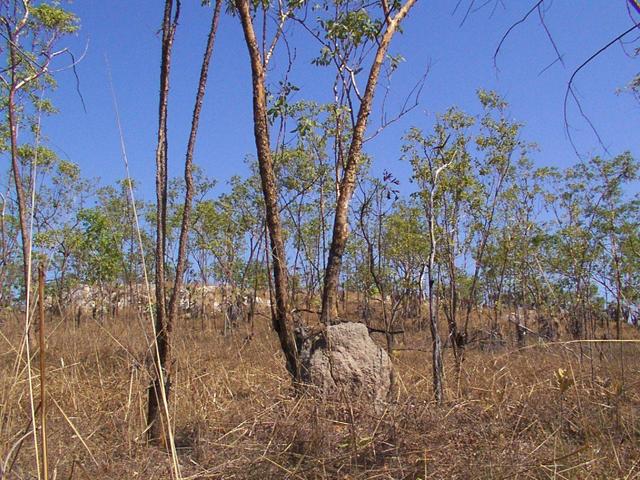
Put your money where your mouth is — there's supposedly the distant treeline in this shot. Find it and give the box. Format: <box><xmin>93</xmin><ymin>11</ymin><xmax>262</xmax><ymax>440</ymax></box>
<box><xmin>2</xmin><ymin>93</ymin><xmax>639</xmax><ymax>342</ymax></box>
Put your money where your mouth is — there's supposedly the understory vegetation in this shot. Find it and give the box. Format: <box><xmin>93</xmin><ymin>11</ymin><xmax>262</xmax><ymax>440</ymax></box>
<box><xmin>1</xmin><ymin>310</ymin><xmax>639</xmax><ymax>479</ymax></box>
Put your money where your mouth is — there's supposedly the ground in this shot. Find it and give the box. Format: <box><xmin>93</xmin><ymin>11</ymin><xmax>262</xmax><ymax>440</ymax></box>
<box><xmin>1</xmin><ymin>309</ymin><xmax>639</xmax><ymax>479</ymax></box>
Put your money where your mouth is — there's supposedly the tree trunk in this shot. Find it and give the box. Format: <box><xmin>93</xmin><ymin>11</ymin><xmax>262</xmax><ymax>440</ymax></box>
<box><xmin>8</xmin><ymin>86</ymin><xmax>31</xmax><ymax>301</ymax></box>
<box><xmin>236</xmin><ymin>0</ymin><xmax>300</xmax><ymax>380</ymax></box>
<box><xmin>168</xmin><ymin>0</ymin><xmax>222</xmax><ymax>327</ymax></box>
<box><xmin>147</xmin><ymin>0</ymin><xmax>178</xmax><ymax>443</ymax></box>
<box><xmin>320</xmin><ymin>0</ymin><xmax>418</xmax><ymax>324</ymax></box>
<box><xmin>428</xmin><ymin>192</ymin><xmax>444</xmax><ymax>404</ymax></box>
<box><xmin>148</xmin><ymin>0</ymin><xmax>222</xmax><ymax>441</ymax></box>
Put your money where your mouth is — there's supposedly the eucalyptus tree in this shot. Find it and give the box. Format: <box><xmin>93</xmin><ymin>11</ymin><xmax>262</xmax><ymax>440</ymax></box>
<box><xmin>0</xmin><ymin>1</ymin><xmax>78</xmax><ymax>304</ymax></box>
<box><xmin>404</xmin><ymin>107</ymin><xmax>475</xmax><ymax>360</ymax></box>
<box><xmin>271</xmin><ymin>106</ymin><xmax>338</xmax><ymax>307</ymax></box>
<box><xmin>461</xmin><ymin>91</ymin><xmax>529</xmax><ymax>343</ymax></box>
<box><xmin>384</xmin><ymin>201</ymin><xmax>428</xmax><ymax>323</ymax></box>
<box><xmin>303</xmin><ymin>0</ymin><xmax>421</xmax><ymax>324</ymax></box>
<box><xmin>543</xmin><ymin>161</ymin><xmax>606</xmax><ymax>339</ymax></box>
<box><xmin>590</xmin><ymin>154</ymin><xmax>638</xmax><ymax>338</ymax></box>
<box><xmin>156</xmin><ymin>167</ymin><xmax>217</xmax><ymax>278</ymax></box>
<box><xmin>478</xmin><ymin>158</ymin><xmax>549</xmax><ymax>343</ymax></box>
<box><xmin>75</xmin><ymin>206</ymin><xmax>123</xmax><ymax>295</ymax></box>
<box><xmin>276</xmin><ymin>146</ymin><xmax>326</xmax><ymax>303</ymax></box>
<box><xmin>236</xmin><ymin>0</ymin><xmax>419</xmax><ymax>381</ymax></box>
<box><xmin>402</xmin><ymin>92</ymin><xmax>530</xmax><ymax>395</ymax></box>
<box><xmin>354</xmin><ymin>174</ymin><xmax>404</xmax><ymax>352</ymax></box>
<box><xmin>616</xmin><ymin>217</ymin><xmax>640</xmax><ymax>324</ymax></box>
<box><xmin>354</xmin><ymin>182</ymin><xmax>427</xmax><ymax>350</ymax></box>
<box><xmin>342</xmin><ymin>233</ymin><xmax>373</xmax><ymax>320</ymax></box>
<box><xmin>94</xmin><ymin>180</ymin><xmax>154</xmax><ymax>312</ymax></box>
<box><xmin>403</xmin><ymin>118</ymin><xmax>468</xmax><ymax>402</ymax></box>
<box><xmin>546</xmin><ymin>154</ymin><xmax>640</xmax><ymax>339</ymax></box>
<box><xmin>32</xmin><ymin>160</ymin><xmax>92</xmax><ymax>313</ymax></box>
<box><xmin>189</xmin><ymin>175</ymin><xmax>262</xmax><ymax>331</ymax></box>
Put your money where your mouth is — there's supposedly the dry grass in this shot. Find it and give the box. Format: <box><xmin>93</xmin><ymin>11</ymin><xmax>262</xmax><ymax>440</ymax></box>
<box><xmin>1</xmin><ymin>309</ymin><xmax>639</xmax><ymax>479</ymax></box>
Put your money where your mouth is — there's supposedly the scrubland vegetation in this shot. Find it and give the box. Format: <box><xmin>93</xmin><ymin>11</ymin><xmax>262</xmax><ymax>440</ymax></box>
<box><xmin>1</xmin><ymin>308</ymin><xmax>639</xmax><ymax>479</ymax></box>
<box><xmin>1</xmin><ymin>0</ymin><xmax>640</xmax><ymax>478</ymax></box>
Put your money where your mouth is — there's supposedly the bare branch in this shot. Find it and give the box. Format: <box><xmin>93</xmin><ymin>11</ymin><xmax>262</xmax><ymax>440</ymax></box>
<box><xmin>494</xmin><ymin>0</ymin><xmax>545</xmax><ymax>70</ymax></box>
<box><xmin>366</xmin><ymin>66</ymin><xmax>428</xmax><ymax>142</ymax></box>
<box><xmin>265</xmin><ymin>0</ymin><xmax>293</xmax><ymax>67</ymax></box>
<box><xmin>563</xmin><ymin>23</ymin><xmax>639</xmax><ymax>157</ymax></box>
<box><xmin>536</xmin><ymin>2</ymin><xmax>564</xmax><ymax>69</ymax></box>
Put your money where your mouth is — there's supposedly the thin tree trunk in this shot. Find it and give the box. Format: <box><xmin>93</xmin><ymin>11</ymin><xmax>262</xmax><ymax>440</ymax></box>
<box><xmin>236</xmin><ymin>0</ymin><xmax>300</xmax><ymax>380</ymax></box>
<box><xmin>8</xmin><ymin>86</ymin><xmax>31</xmax><ymax>301</ymax></box>
<box><xmin>444</xmin><ymin>239</ymin><xmax>460</xmax><ymax>361</ymax></box>
<box><xmin>168</xmin><ymin>0</ymin><xmax>221</xmax><ymax>324</ymax></box>
<box><xmin>6</xmin><ymin>14</ymin><xmax>31</xmax><ymax>301</ymax></box>
<box><xmin>428</xmin><ymin>190</ymin><xmax>444</xmax><ymax>404</ymax></box>
<box><xmin>147</xmin><ymin>0</ymin><xmax>179</xmax><ymax>443</ymax></box>
<box><xmin>0</xmin><ymin>193</ymin><xmax>8</xmax><ymax>306</ymax></box>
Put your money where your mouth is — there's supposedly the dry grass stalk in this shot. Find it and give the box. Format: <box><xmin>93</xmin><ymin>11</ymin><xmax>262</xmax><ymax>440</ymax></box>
<box><xmin>38</xmin><ymin>264</ymin><xmax>48</xmax><ymax>480</ymax></box>
<box><xmin>107</xmin><ymin>63</ymin><xmax>182</xmax><ymax>479</ymax></box>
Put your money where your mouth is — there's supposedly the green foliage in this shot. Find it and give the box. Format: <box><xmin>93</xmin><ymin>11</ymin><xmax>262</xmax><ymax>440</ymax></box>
<box><xmin>384</xmin><ymin>201</ymin><xmax>428</xmax><ymax>285</ymax></box>
<box><xmin>191</xmin><ymin>174</ymin><xmax>257</xmax><ymax>288</ymax></box>
<box><xmin>17</xmin><ymin>144</ymin><xmax>58</xmax><ymax>168</ymax></box>
<box><xmin>321</xmin><ymin>9</ymin><xmax>381</xmax><ymax>46</ymax></box>
<box><xmin>77</xmin><ymin>208</ymin><xmax>124</xmax><ymax>284</ymax></box>
<box><xmin>30</xmin><ymin>3</ymin><xmax>79</xmax><ymax>33</ymax></box>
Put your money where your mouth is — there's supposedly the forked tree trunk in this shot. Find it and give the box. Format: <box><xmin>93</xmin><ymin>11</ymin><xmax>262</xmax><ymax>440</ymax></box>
<box><xmin>148</xmin><ymin>0</ymin><xmax>221</xmax><ymax>442</ymax></box>
<box><xmin>236</xmin><ymin>0</ymin><xmax>417</xmax><ymax>381</ymax></box>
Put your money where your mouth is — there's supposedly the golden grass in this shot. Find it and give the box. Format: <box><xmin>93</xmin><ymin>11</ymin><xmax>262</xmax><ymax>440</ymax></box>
<box><xmin>1</xmin><ymin>310</ymin><xmax>639</xmax><ymax>479</ymax></box>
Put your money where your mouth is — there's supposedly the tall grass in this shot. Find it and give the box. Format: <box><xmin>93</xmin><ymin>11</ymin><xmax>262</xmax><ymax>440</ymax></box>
<box><xmin>0</xmin><ymin>308</ymin><xmax>638</xmax><ymax>479</ymax></box>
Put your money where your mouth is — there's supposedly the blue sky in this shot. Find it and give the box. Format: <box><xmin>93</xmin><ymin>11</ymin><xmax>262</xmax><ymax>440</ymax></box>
<box><xmin>43</xmin><ymin>1</ymin><xmax>640</xmax><ymax>201</ymax></box>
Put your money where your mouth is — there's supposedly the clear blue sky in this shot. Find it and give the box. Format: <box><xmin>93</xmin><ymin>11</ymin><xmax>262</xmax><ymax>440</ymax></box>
<box><xmin>44</xmin><ymin>1</ymin><xmax>640</xmax><ymax>201</ymax></box>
